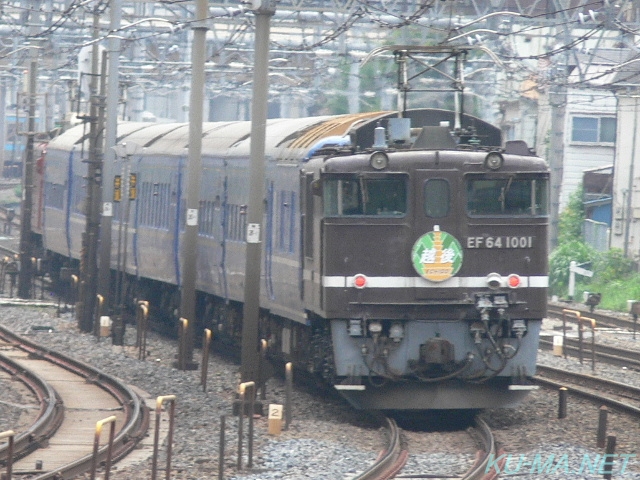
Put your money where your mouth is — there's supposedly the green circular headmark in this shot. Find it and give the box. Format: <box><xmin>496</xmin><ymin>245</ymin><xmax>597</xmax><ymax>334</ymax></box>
<box><xmin>411</xmin><ymin>229</ymin><xmax>463</xmax><ymax>282</ymax></box>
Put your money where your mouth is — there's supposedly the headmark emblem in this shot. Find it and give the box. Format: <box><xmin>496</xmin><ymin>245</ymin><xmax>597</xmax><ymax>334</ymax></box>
<box><xmin>412</xmin><ymin>226</ymin><xmax>463</xmax><ymax>282</ymax></box>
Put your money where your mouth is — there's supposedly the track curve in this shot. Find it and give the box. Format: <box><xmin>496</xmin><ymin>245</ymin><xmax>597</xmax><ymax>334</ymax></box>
<box><xmin>0</xmin><ymin>324</ymin><xmax>149</xmax><ymax>479</ymax></box>
<box><xmin>534</xmin><ymin>363</ymin><xmax>640</xmax><ymax>416</ymax></box>
<box><xmin>353</xmin><ymin>415</ymin><xmax>406</xmax><ymax>480</ymax></box>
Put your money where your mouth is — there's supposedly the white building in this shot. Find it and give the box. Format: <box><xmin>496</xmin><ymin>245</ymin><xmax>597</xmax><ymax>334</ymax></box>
<box><xmin>610</xmin><ymin>53</ymin><xmax>640</xmax><ymax>257</ymax></box>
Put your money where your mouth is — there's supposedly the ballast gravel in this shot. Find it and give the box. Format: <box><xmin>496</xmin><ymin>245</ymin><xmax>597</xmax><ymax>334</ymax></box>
<box><xmin>1</xmin><ymin>303</ymin><xmax>640</xmax><ymax>479</ymax></box>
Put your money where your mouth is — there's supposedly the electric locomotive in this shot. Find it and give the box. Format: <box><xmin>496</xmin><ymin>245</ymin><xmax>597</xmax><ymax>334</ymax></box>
<box><xmin>39</xmin><ymin>106</ymin><xmax>548</xmax><ymax>410</ymax></box>
<box><xmin>300</xmin><ymin>110</ymin><xmax>548</xmax><ymax>410</ymax></box>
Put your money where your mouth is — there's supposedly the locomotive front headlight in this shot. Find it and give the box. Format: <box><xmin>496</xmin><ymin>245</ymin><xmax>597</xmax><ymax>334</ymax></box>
<box><xmin>348</xmin><ymin>319</ymin><xmax>363</xmax><ymax>337</ymax></box>
<box><xmin>484</xmin><ymin>151</ymin><xmax>504</xmax><ymax>170</ymax></box>
<box><xmin>486</xmin><ymin>272</ymin><xmax>503</xmax><ymax>289</ymax></box>
<box><xmin>389</xmin><ymin>322</ymin><xmax>404</xmax><ymax>342</ymax></box>
<box><xmin>370</xmin><ymin>151</ymin><xmax>389</xmax><ymax>170</ymax></box>
<box><xmin>368</xmin><ymin>321</ymin><xmax>382</xmax><ymax>335</ymax></box>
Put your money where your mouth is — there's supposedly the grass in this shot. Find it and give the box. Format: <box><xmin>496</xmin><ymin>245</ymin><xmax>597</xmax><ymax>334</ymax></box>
<box><xmin>572</xmin><ymin>277</ymin><xmax>640</xmax><ymax>312</ymax></box>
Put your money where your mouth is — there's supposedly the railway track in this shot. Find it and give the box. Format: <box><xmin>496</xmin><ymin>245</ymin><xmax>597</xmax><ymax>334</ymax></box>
<box><xmin>460</xmin><ymin>418</ymin><xmax>500</xmax><ymax>480</ymax></box>
<box><xmin>353</xmin><ymin>415</ymin><xmax>406</xmax><ymax>480</ymax></box>
<box><xmin>534</xmin><ymin>364</ymin><xmax>640</xmax><ymax>416</ymax></box>
<box><xmin>0</xmin><ymin>323</ymin><xmax>149</xmax><ymax>479</ymax></box>
<box><xmin>386</xmin><ymin>416</ymin><xmax>498</xmax><ymax>480</ymax></box>
<box><xmin>540</xmin><ymin>304</ymin><xmax>640</xmax><ymax>412</ymax></box>
<box><xmin>547</xmin><ymin>303</ymin><xmax>640</xmax><ymax>333</ymax></box>
<box><xmin>544</xmin><ymin>302</ymin><xmax>640</xmax><ymax>370</ymax></box>
<box><xmin>539</xmin><ymin>335</ymin><xmax>640</xmax><ymax>370</ymax></box>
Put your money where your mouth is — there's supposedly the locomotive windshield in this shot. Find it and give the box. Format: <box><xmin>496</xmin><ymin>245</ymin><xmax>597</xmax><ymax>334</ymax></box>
<box><xmin>466</xmin><ymin>176</ymin><xmax>549</xmax><ymax>216</ymax></box>
<box><xmin>323</xmin><ymin>174</ymin><xmax>407</xmax><ymax>216</ymax></box>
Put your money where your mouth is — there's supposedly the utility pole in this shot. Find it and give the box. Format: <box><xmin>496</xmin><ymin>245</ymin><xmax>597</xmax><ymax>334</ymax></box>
<box><xmin>78</xmin><ymin>11</ymin><xmax>106</xmax><ymax>333</ymax></box>
<box><xmin>17</xmin><ymin>55</ymin><xmax>36</xmax><ymax>299</ymax></box>
<box><xmin>17</xmin><ymin>0</ymin><xmax>41</xmax><ymax>299</ymax></box>
<box><xmin>547</xmin><ymin>5</ymin><xmax>570</xmax><ymax>250</ymax></box>
<box><xmin>177</xmin><ymin>0</ymin><xmax>207</xmax><ymax>370</ymax></box>
<box><xmin>98</xmin><ymin>0</ymin><xmax>122</xmax><ymax>316</ymax></box>
<box><xmin>241</xmin><ymin>0</ymin><xmax>275</xmax><ymax>383</ymax></box>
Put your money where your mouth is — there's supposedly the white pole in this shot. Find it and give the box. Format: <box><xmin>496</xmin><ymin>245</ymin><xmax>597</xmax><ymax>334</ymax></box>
<box><xmin>569</xmin><ymin>261</ymin><xmax>576</xmax><ymax>300</ymax></box>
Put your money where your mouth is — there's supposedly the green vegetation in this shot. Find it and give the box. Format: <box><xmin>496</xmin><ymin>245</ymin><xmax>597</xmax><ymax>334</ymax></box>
<box><xmin>550</xmin><ymin>186</ymin><xmax>638</xmax><ymax>311</ymax></box>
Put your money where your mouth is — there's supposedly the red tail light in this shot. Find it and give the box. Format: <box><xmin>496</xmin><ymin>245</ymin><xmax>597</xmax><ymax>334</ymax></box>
<box><xmin>353</xmin><ymin>274</ymin><xmax>367</xmax><ymax>288</ymax></box>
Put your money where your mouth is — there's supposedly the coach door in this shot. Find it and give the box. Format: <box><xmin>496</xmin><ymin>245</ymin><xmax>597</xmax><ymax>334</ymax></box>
<box><xmin>413</xmin><ymin>169</ymin><xmax>460</xmax><ymax>235</ymax></box>
<box><xmin>412</xmin><ymin>169</ymin><xmax>464</xmax><ymax>288</ymax></box>
<box><xmin>300</xmin><ymin>172</ymin><xmax>316</xmax><ymax>307</ymax></box>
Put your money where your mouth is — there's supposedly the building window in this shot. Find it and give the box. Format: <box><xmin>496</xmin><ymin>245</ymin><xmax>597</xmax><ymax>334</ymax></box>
<box><xmin>571</xmin><ymin>116</ymin><xmax>616</xmax><ymax>143</ymax></box>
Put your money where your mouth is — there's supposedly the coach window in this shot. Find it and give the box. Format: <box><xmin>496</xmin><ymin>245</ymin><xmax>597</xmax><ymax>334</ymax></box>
<box><xmin>423</xmin><ymin>179</ymin><xmax>450</xmax><ymax>218</ymax></box>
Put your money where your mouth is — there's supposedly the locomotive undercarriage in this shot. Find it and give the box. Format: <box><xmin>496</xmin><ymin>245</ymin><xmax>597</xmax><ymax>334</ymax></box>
<box><xmin>328</xmin><ymin>292</ymin><xmax>540</xmax><ymax>409</ymax></box>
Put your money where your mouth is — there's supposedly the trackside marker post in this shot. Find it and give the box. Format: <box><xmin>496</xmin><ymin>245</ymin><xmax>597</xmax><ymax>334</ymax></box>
<box><xmin>201</xmin><ymin>328</ymin><xmax>212</xmax><ymax>392</ymax></box>
<box><xmin>597</xmin><ymin>406</ymin><xmax>608</xmax><ymax>448</ymax></box>
<box><xmin>268</xmin><ymin>404</ymin><xmax>283</xmax><ymax>435</ymax></box>
<box><xmin>558</xmin><ymin>387</ymin><xmax>568</xmax><ymax>419</ymax></box>
<box><xmin>90</xmin><ymin>416</ymin><xmax>116</xmax><ymax>480</ymax></box>
<box><xmin>0</xmin><ymin>430</ymin><xmax>14</xmax><ymax>480</ymax></box>
<box><xmin>218</xmin><ymin>415</ymin><xmax>226</xmax><ymax>480</ymax></box>
<box><xmin>237</xmin><ymin>381</ymin><xmax>256</xmax><ymax>470</ymax></box>
<box><xmin>136</xmin><ymin>300</ymin><xmax>149</xmax><ymax>360</ymax></box>
<box><xmin>285</xmin><ymin>362</ymin><xmax>292</xmax><ymax>430</ymax></box>
<box><xmin>152</xmin><ymin>395</ymin><xmax>177</xmax><ymax>480</ymax></box>
<box><xmin>603</xmin><ymin>436</ymin><xmax>617</xmax><ymax>480</ymax></box>
<box><xmin>553</xmin><ymin>335</ymin><xmax>563</xmax><ymax>356</ymax></box>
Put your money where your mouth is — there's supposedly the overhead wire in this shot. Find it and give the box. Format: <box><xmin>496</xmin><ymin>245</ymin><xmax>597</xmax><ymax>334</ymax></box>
<box><xmin>0</xmin><ymin>0</ymin><xmax>638</xmax><ymax>110</ymax></box>
<box><xmin>357</xmin><ymin>0</ymin><xmax>436</xmax><ymax>30</ymax></box>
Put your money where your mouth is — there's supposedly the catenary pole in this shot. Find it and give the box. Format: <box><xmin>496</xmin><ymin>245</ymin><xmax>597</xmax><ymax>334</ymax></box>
<box><xmin>98</xmin><ymin>0</ymin><xmax>122</xmax><ymax>316</ymax></box>
<box><xmin>78</xmin><ymin>10</ymin><xmax>106</xmax><ymax>333</ymax></box>
<box><xmin>241</xmin><ymin>0</ymin><xmax>275</xmax><ymax>383</ymax></box>
<box><xmin>17</xmin><ymin>0</ymin><xmax>42</xmax><ymax>299</ymax></box>
<box><xmin>177</xmin><ymin>0</ymin><xmax>208</xmax><ymax>370</ymax></box>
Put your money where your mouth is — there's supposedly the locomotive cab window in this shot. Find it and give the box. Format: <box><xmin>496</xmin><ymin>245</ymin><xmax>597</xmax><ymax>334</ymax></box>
<box><xmin>323</xmin><ymin>174</ymin><xmax>407</xmax><ymax>217</ymax></box>
<box><xmin>466</xmin><ymin>176</ymin><xmax>549</xmax><ymax>216</ymax></box>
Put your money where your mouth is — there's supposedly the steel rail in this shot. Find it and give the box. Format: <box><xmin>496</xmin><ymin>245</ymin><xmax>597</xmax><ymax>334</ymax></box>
<box><xmin>395</xmin><ymin>416</ymin><xmax>497</xmax><ymax>480</ymax></box>
<box><xmin>0</xmin><ymin>351</ymin><xmax>64</xmax><ymax>463</ymax></box>
<box><xmin>0</xmin><ymin>324</ymin><xmax>149</xmax><ymax>479</ymax></box>
<box><xmin>548</xmin><ymin>304</ymin><xmax>638</xmax><ymax>331</ymax></box>
<box><xmin>462</xmin><ymin>417</ymin><xmax>497</xmax><ymax>480</ymax></box>
<box><xmin>534</xmin><ymin>364</ymin><xmax>640</xmax><ymax>417</ymax></box>
<box><xmin>353</xmin><ymin>415</ymin><xmax>406</xmax><ymax>480</ymax></box>
<box><xmin>539</xmin><ymin>337</ymin><xmax>640</xmax><ymax>370</ymax></box>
